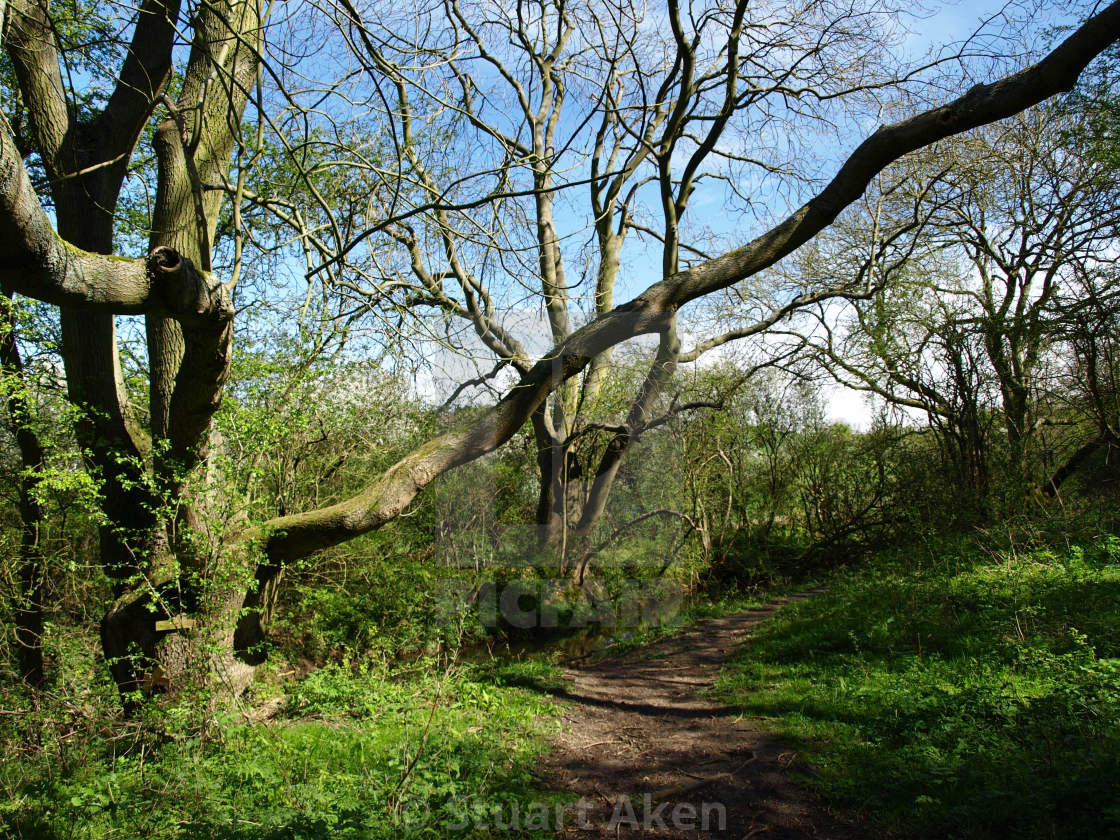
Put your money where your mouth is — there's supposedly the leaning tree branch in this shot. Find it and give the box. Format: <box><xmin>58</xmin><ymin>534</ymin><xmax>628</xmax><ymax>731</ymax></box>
<box><xmin>258</xmin><ymin>1</ymin><xmax>1120</xmax><ymax>565</ymax></box>
<box><xmin>0</xmin><ymin>116</ymin><xmax>234</xmax><ymax>320</ymax></box>
<box><xmin>2</xmin><ymin>0</ymin><xmax>1115</xmax><ymax>562</ymax></box>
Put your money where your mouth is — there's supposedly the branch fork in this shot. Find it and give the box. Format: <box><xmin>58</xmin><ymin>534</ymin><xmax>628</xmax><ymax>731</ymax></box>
<box><xmin>148</xmin><ymin>246</ymin><xmax>234</xmax><ymax>325</ymax></box>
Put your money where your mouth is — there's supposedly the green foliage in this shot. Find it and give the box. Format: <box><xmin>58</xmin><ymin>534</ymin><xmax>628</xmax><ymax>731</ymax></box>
<box><xmin>0</xmin><ymin>658</ymin><xmax>563</xmax><ymax>839</ymax></box>
<box><xmin>714</xmin><ymin>524</ymin><xmax>1120</xmax><ymax>839</ymax></box>
<box><xmin>273</xmin><ymin>544</ymin><xmax>483</xmax><ymax>663</ymax></box>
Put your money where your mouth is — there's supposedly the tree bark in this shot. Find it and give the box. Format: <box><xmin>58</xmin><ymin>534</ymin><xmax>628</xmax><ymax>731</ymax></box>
<box><xmin>107</xmin><ymin>0</ymin><xmax>257</xmax><ymax>700</ymax></box>
<box><xmin>3</xmin><ymin>0</ymin><xmax>1119</xmax><ymax>705</ymax></box>
<box><xmin>5</xmin><ymin>0</ymin><xmax>255</xmax><ymax>703</ymax></box>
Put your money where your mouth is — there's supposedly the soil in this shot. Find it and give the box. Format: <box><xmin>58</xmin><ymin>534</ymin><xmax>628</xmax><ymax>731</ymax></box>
<box><xmin>539</xmin><ymin>591</ymin><xmax>881</xmax><ymax>839</ymax></box>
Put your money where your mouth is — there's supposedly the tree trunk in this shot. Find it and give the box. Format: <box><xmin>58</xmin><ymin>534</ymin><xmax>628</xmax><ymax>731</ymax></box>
<box><xmin>3</xmin><ymin>0</ymin><xmax>1117</xmax><ymax>707</ymax></box>
<box><xmin>99</xmin><ymin>0</ymin><xmax>258</xmax><ymax>704</ymax></box>
<box><xmin>531</xmin><ymin>407</ymin><xmax>569</xmax><ymax>551</ymax></box>
<box><xmin>573</xmin><ymin>320</ymin><xmax>680</xmax><ymax>581</ymax></box>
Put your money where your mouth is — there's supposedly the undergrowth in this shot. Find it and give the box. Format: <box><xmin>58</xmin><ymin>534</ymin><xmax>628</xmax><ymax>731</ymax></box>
<box><xmin>0</xmin><ymin>657</ymin><xmax>563</xmax><ymax>839</ymax></box>
<box><xmin>714</xmin><ymin>522</ymin><xmax>1120</xmax><ymax>839</ymax></box>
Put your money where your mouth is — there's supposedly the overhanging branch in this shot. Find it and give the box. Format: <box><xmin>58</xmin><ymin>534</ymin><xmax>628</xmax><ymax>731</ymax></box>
<box><xmin>257</xmin><ymin>1</ymin><xmax>1120</xmax><ymax>564</ymax></box>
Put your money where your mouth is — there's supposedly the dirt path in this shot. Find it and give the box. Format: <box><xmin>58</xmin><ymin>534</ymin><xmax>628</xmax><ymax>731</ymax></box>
<box><xmin>540</xmin><ymin>591</ymin><xmax>876</xmax><ymax>839</ymax></box>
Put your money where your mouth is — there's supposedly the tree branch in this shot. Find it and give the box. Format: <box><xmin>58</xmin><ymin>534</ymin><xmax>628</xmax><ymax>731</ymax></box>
<box><xmin>257</xmin><ymin>2</ymin><xmax>1120</xmax><ymax>564</ymax></box>
<box><xmin>92</xmin><ymin>0</ymin><xmax>182</xmax><ymax>164</ymax></box>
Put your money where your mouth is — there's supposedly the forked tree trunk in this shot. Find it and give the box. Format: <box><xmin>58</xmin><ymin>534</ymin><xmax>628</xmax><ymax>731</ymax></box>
<box><xmin>99</xmin><ymin>0</ymin><xmax>258</xmax><ymax>705</ymax></box>
<box><xmin>4</xmin><ymin>0</ymin><xmax>257</xmax><ymax>705</ymax></box>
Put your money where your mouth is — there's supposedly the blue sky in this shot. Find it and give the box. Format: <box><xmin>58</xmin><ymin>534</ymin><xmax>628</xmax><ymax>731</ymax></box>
<box><xmin>24</xmin><ymin>0</ymin><xmax>1091</xmax><ymax>422</ymax></box>
<box><xmin>376</xmin><ymin>0</ymin><xmax>1102</xmax><ymax>421</ymax></box>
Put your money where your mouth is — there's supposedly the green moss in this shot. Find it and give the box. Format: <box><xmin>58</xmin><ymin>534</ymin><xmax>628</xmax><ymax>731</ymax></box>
<box><xmin>59</xmin><ymin>235</ymin><xmax>137</xmax><ymax>263</ymax></box>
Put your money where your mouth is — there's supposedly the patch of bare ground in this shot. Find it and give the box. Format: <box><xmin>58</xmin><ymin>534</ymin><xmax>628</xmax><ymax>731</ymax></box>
<box><xmin>540</xmin><ymin>590</ymin><xmax>881</xmax><ymax>839</ymax></box>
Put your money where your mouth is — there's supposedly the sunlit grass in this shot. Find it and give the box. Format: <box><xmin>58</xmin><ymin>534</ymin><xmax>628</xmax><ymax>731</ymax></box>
<box><xmin>715</xmin><ymin>531</ymin><xmax>1120</xmax><ymax>839</ymax></box>
<box><xmin>1</xmin><ymin>659</ymin><xmax>564</xmax><ymax>839</ymax></box>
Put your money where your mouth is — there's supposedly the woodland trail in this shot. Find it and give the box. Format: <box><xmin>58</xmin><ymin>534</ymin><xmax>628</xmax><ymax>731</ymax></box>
<box><xmin>540</xmin><ymin>590</ymin><xmax>880</xmax><ymax>840</ymax></box>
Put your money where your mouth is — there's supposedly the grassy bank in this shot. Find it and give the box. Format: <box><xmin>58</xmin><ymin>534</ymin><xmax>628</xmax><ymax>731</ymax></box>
<box><xmin>714</xmin><ymin>525</ymin><xmax>1120</xmax><ymax>839</ymax></box>
<box><xmin>0</xmin><ymin>658</ymin><xmax>563</xmax><ymax>839</ymax></box>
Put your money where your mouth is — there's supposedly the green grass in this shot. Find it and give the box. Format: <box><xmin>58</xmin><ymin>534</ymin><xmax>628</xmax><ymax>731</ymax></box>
<box><xmin>0</xmin><ymin>658</ymin><xmax>565</xmax><ymax>839</ymax></box>
<box><xmin>714</xmin><ymin>530</ymin><xmax>1120</xmax><ymax>839</ymax></box>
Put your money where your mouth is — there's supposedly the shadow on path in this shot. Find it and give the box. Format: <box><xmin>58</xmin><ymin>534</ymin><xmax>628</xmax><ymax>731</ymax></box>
<box><xmin>539</xmin><ymin>590</ymin><xmax>881</xmax><ymax>840</ymax></box>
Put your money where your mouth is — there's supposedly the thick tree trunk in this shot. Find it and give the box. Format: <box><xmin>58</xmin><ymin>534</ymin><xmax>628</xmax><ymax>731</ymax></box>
<box><xmin>4</xmin><ymin>0</ymin><xmax>256</xmax><ymax>705</ymax></box>
<box><xmin>3</xmin><ymin>0</ymin><xmax>1118</xmax><ymax>705</ymax></box>
<box><xmin>103</xmin><ymin>0</ymin><xmax>257</xmax><ymax>703</ymax></box>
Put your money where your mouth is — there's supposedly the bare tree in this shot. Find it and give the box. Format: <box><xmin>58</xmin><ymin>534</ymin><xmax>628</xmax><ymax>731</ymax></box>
<box><xmin>330</xmin><ymin>0</ymin><xmax>939</xmax><ymax>568</ymax></box>
<box><xmin>803</xmin><ymin>93</ymin><xmax>1120</xmax><ymax>502</ymax></box>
